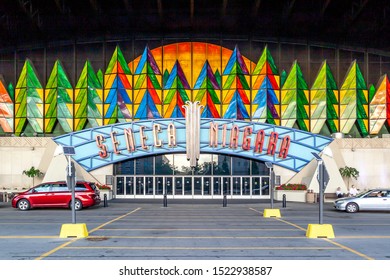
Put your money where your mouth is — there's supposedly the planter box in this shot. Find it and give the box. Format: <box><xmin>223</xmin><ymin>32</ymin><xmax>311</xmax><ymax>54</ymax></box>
<box><xmin>99</xmin><ymin>190</ymin><xmax>113</xmax><ymax>200</ymax></box>
<box><xmin>274</xmin><ymin>190</ymin><xmax>307</xmax><ymax>203</ymax></box>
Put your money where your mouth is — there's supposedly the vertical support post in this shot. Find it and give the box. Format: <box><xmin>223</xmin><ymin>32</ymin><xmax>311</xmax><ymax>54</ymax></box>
<box><xmin>68</xmin><ymin>155</ymin><xmax>76</xmax><ymax>224</ymax></box>
<box><xmin>318</xmin><ymin>160</ymin><xmax>324</xmax><ymax>225</ymax></box>
<box><xmin>163</xmin><ymin>194</ymin><xmax>168</xmax><ymax>207</ymax></box>
<box><xmin>282</xmin><ymin>194</ymin><xmax>287</xmax><ymax>208</ymax></box>
<box><xmin>103</xmin><ymin>194</ymin><xmax>108</xmax><ymax>207</ymax></box>
<box><xmin>270</xmin><ymin>167</ymin><xmax>275</xmax><ymax>209</ymax></box>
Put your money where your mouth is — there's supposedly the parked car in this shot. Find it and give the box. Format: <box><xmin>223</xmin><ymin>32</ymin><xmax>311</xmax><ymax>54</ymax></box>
<box><xmin>11</xmin><ymin>181</ymin><xmax>101</xmax><ymax>211</ymax></box>
<box><xmin>334</xmin><ymin>189</ymin><xmax>390</xmax><ymax>213</ymax></box>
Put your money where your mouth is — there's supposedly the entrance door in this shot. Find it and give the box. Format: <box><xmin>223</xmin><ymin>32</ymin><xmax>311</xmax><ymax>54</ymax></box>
<box><xmin>116</xmin><ymin>177</ymin><xmax>125</xmax><ymax>196</ymax></box>
<box><xmin>223</xmin><ymin>177</ymin><xmax>231</xmax><ymax>196</ymax></box>
<box><xmin>261</xmin><ymin>177</ymin><xmax>270</xmax><ymax>195</ymax></box>
<box><xmin>175</xmin><ymin>177</ymin><xmax>183</xmax><ymax>196</ymax></box>
<box><xmin>135</xmin><ymin>177</ymin><xmax>145</xmax><ymax>195</ymax></box>
<box><xmin>165</xmin><ymin>177</ymin><xmax>173</xmax><ymax>195</ymax></box>
<box><xmin>194</xmin><ymin>177</ymin><xmax>202</xmax><ymax>196</ymax></box>
<box><xmin>145</xmin><ymin>177</ymin><xmax>154</xmax><ymax>195</ymax></box>
<box><xmin>125</xmin><ymin>177</ymin><xmax>134</xmax><ymax>196</ymax></box>
<box><xmin>242</xmin><ymin>177</ymin><xmax>251</xmax><ymax>196</ymax></box>
<box><xmin>252</xmin><ymin>177</ymin><xmax>261</xmax><ymax>196</ymax></box>
<box><xmin>203</xmin><ymin>177</ymin><xmax>212</xmax><ymax>196</ymax></box>
<box><xmin>155</xmin><ymin>177</ymin><xmax>164</xmax><ymax>195</ymax></box>
<box><xmin>213</xmin><ymin>177</ymin><xmax>222</xmax><ymax>196</ymax></box>
<box><xmin>184</xmin><ymin>177</ymin><xmax>192</xmax><ymax>196</ymax></box>
<box><xmin>232</xmin><ymin>177</ymin><xmax>241</xmax><ymax>196</ymax></box>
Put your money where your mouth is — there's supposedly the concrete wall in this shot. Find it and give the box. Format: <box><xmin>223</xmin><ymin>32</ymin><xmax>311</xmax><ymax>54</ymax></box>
<box><xmin>0</xmin><ymin>137</ymin><xmax>49</xmax><ymax>189</ymax></box>
<box><xmin>1</xmin><ymin>137</ymin><xmax>389</xmax><ymax>193</ymax></box>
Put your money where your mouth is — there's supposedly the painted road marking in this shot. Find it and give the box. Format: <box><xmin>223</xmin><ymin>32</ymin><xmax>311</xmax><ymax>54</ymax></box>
<box><xmin>35</xmin><ymin>207</ymin><xmax>142</xmax><ymax>260</ymax></box>
<box><xmin>249</xmin><ymin>207</ymin><xmax>374</xmax><ymax>260</ymax></box>
<box><xmin>63</xmin><ymin>246</ymin><xmax>342</xmax><ymax>250</ymax></box>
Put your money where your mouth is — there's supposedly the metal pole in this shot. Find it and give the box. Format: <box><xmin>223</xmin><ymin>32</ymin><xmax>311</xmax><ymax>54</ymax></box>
<box><xmin>319</xmin><ymin>161</ymin><xmax>324</xmax><ymax>225</ymax></box>
<box><xmin>69</xmin><ymin>156</ymin><xmax>76</xmax><ymax>224</ymax></box>
<box><xmin>270</xmin><ymin>168</ymin><xmax>275</xmax><ymax>209</ymax></box>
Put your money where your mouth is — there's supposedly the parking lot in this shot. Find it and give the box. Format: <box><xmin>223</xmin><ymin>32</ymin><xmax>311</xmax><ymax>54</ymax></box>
<box><xmin>0</xmin><ymin>199</ymin><xmax>390</xmax><ymax>260</ymax></box>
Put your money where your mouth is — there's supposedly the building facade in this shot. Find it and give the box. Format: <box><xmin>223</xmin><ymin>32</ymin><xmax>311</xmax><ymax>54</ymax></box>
<box><xmin>1</xmin><ymin>40</ymin><xmax>390</xmax><ymax>199</ymax></box>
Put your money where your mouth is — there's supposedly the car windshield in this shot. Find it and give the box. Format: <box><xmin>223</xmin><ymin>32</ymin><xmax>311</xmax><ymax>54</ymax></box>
<box><xmin>355</xmin><ymin>190</ymin><xmax>372</xmax><ymax>198</ymax></box>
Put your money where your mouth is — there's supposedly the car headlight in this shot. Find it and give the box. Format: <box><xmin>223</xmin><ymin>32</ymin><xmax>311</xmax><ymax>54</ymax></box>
<box><xmin>336</xmin><ymin>200</ymin><xmax>346</xmax><ymax>205</ymax></box>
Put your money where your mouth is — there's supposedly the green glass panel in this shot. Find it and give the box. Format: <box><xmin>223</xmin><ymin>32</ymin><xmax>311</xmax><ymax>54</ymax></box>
<box><xmin>222</xmin><ymin>75</ymin><xmax>235</xmax><ymax>90</ymax></box>
<box><xmin>215</xmin><ymin>70</ymin><xmax>222</xmax><ymax>88</ymax></box>
<box><xmin>8</xmin><ymin>83</ymin><xmax>14</xmax><ymax>101</ymax></box>
<box><xmin>97</xmin><ymin>69</ymin><xmax>103</xmax><ymax>86</ymax></box>
<box><xmin>163</xmin><ymin>88</ymin><xmax>176</xmax><ymax>104</ymax></box>
<box><xmin>369</xmin><ymin>84</ymin><xmax>376</xmax><ymax>102</ymax></box>
<box><xmin>134</xmin><ymin>74</ymin><xmax>146</xmax><ymax>89</ymax></box>
<box><xmin>237</xmin><ymin>74</ymin><xmax>250</xmax><ymax>89</ymax></box>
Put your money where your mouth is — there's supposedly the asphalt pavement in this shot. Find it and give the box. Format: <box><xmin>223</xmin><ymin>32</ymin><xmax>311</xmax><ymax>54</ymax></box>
<box><xmin>0</xmin><ymin>198</ymin><xmax>389</xmax><ymax>260</ymax></box>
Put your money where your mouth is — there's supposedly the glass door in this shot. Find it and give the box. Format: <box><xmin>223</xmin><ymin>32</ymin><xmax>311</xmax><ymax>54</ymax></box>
<box><xmin>261</xmin><ymin>177</ymin><xmax>270</xmax><ymax>195</ymax></box>
<box><xmin>213</xmin><ymin>177</ymin><xmax>222</xmax><ymax>196</ymax></box>
<box><xmin>135</xmin><ymin>177</ymin><xmax>145</xmax><ymax>195</ymax></box>
<box><xmin>203</xmin><ymin>177</ymin><xmax>211</xmax><ymax>196</ymax></box>
<box><xmin>155</xmin><ymin>177</ymin><xmax>164</xmax><ymax>195</ymax></box>
<box><xmin>145</xmin><ymin>177</ymin><xmax>154</xmax><ymax>195</ymax></box>
<box><xmin>223</xmin><ymin>177</ymin><xmax>231</xmax><ymax>196</ymax></box>
<box><xmin>116</xmin><ymin>176</ymin><xmax>124</xmax><ymax>196</ymax></box>
<box><xmin>174</xmin><ymin>177</ymin><xmax>183</xmax><ymax>196</ymax></box>
<box><xmin>184</xmin><ymin>177</ymin><xmax>192</xmax><ymax>196</ymax></box>
<box><xmin>232</xmin><ymin>177</ymin><xmax>241</xmax><ymax>196</ymax></box>
<box><xmin>165</xmin><ymin>177</ymin><xmax>173</xmax><ymax>195</ymax></box>
<box><xmin>252</xmin><ymin>177</ymin><xmax>261</xmax><ymax>196</ymax></box>
<box><xmin>194</xmin><ymin>177</ymin><xmax>202</xmax><ymax>196</ymax></box>
<box><xmin>242</xmin><ymin>177</ymin><xmax>251</xmax><ymax>195</ymax></box>
<box><xmin>125</xmin><ymin>177</ymin><xmax>134</xmax><ymax>196</ymax></box>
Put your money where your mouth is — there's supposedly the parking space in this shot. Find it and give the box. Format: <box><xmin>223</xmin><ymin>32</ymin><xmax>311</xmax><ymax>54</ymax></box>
<box><xmin>0</xmin><ymin>200</ymin><xmax>390</xmax><ymax>260</ymax></box>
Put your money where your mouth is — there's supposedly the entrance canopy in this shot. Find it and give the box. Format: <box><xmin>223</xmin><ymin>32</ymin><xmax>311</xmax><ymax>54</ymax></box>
<box><xmin>53</xmin><ymin>118</ymin><xmax>332</xmax><ymax>172</ymax></box>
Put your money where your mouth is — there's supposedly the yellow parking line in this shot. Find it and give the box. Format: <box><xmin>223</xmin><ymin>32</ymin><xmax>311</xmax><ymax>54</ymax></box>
<box><xmin>35</xmin><ymin>207</ymin><xmax>142</xmax><ymax>260</ymax></box>
<box><xmin>97</xmin><ymin>228</ymin><xmax>300</xmax><ymax>231</ymax></box>
<box><xmin>0</xmin><ymin>236</ymin><xmax>58</xmax><ymax>239</ymax></box>
<box><xmin>63</xmin><ymin>246</ymin><xmax>341</xmax><ymax>250</ymax></box>
<box><xmin>85</xmin><ymin>236</ymin><xmax>308</xmax><ymax>239</ymax></box>
<box><xmin>249</xmin><ymin>208</ymin><xmax>374</xmax><ymax>260</ymax></box>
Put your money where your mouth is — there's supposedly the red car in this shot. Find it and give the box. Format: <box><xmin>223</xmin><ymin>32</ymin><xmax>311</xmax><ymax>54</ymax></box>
<box><xmin>11</xmin><ymin>181</ymin><xmax>101</xmax><ymax>211</ymax></box>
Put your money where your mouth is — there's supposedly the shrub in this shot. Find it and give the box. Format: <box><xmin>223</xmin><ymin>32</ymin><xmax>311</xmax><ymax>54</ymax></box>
<box><xmin>276</xmin><ymin>183</ymin><xmax>307</xmax><ymax>191</ymax></box>
<box><xmin>96</xmin><ymin>183</ymin><xmax>111</xmax><ymax>190</ymax></box>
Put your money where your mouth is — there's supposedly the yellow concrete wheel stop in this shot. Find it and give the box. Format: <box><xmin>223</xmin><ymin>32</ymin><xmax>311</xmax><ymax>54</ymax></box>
<box><xmin>59</xmin><ymin>223</ymin><xmax>89</xmax><ymax>238</ymax></box>
<box><xmin>306</xmin><ymin>224</ymin><xmax>335</xmax><ymax>238</ymax></box>
<box><xmin>263</xmin><ymin>208</ymin><xmax>281</xmax><ymax>218</ymax></box>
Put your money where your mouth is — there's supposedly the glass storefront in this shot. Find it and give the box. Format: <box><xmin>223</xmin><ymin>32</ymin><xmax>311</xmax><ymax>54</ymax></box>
<box><xmin>114</xmin><ymin>153</ymin><xmax>270</xmax><ymax>199</ymax></box>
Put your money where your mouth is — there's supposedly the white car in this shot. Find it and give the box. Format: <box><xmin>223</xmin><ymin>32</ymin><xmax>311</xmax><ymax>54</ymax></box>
<box><xmin>334</xmin><ymin>189</ymin><xmax>390</xmax><ymax>213</ymax></box>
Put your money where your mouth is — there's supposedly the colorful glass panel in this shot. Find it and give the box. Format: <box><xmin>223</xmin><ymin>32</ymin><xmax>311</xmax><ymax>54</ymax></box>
<box><xmin>369</xmin><ymin>75</ymin><xmax>389</xmax><ymax>134</ymax></box>
<box><xmin>133</xmin><ymin>46</ymin><xmax>162</xmax><ymax>119</ymax></box>
<box><xmin>0</xmin><ymin>79</ymin><xmax>13</xmax><ymax>132</ymax></box>
<box><xmin>104</xmin><ymin>46</ymin><xmax>132</xmax><ymax>124</ymax></box>
<box><xmin>45</xmin><ymin>60</ymin><xmax>73</xmax><ymax>133</ymax></box>
<box><xmin>193</xmin><ymin>60</ymin><xmax>221</xmax><ymax>118</ymax></box>
<box><xmin>310</xmin><ymin>61</ymin><xmax>339</xmax><ymax>133</ymax></box>
<box><xmin>15</xmin><ymin>59</ymin><xmax>44</xmax><ymax>135</ymax></box>
<box><xmin>251</xmin><ymin>46</ymin><xmax>280</xmax><ymax>124</ymax></box>
<box><xmin>74</xmin><ymin>61</ymin><xmax>103</xmax><ymax>130</ymax></box>
<box><xmin>222</xmin><ymin>46</ymin><xmax>250</xmax><ymax>120</ymax></box>
<box><xmin>163</xmin><ymin>61</ymin><xmax>191</xmax><ymax>118</ymax></box>
<box><xmin>339</xmin><ymin>61</ymin><xmax>369</xmax><ymax>136</ymax></box>
<box><xmin>281</xmin><ymin>61</ymin><xmax>309</xmax><ymax>131</ymax></box>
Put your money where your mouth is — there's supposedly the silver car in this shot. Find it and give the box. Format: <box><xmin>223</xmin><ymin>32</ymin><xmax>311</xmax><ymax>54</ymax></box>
<box><xmin>334</xmin><ymin>189</ymin><xmax>390</xmax><ymax>213</ymax></box>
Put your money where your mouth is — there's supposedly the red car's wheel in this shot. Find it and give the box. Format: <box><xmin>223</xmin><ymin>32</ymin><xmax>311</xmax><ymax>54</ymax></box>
<box><xmin>17</xmin><ymin>199</ymin><xmax>30</xmax><ymax>211</ymax></box>
<box><xmin>69</xmin><ymin>199</ymin><xmax>83</xmax><ymax>211</ymax></box>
